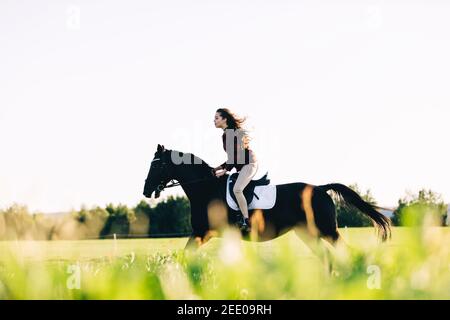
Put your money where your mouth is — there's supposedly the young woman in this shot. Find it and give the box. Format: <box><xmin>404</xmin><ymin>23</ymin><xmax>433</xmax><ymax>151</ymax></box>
<box><xmin>212</xmin><ymin>108</ymin><xmax>258</xmax><ymax>232</ymax></box>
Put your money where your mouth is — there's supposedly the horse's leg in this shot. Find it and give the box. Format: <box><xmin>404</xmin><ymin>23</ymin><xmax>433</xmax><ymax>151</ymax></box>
<box><xmin>321</xmin><ymin>233</ymin><xmax>342</xmax><ymax>275</ymax></box>
<box><xmin>184</xmin><ymin>230</ymin><xmax>218</xmax><ymax>251</ymax></box>
<box><xmin>296</xmin><ymin>185</ymin><xmax>333</xmax><ymax>272</ymax></box>
<box><xmin>294</xmin><ymin>227</ymin><xmax>332</xmax><ymax>274</ymax></box>
<box><xmin>312</xmin><ymin>193</ymin><xmax>341</xmax><ymax>249</ymax></box>
<box><xmin>321</xmin><ymin>230</ymin><xmax>341</xmax><ymax>247</ymax></box>
<box><xmin>184</xmin><ymin>235</ymin><xmax>201</xmax><ymax>251</ymax></box>
<box><xmin>308</xmin><ymin>187</ymin><xmax>343</xmax><ymax>274</ymax></box>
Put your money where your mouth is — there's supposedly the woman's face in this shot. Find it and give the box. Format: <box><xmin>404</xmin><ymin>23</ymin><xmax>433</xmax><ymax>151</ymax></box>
<box><xmin>214</xmin><ymin>112</ymin><xmax>227</xmax><ymax>129</ymax></box>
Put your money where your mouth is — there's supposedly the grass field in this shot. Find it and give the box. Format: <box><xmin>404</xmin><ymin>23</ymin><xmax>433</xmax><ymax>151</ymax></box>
<box><xmin>0</xmin><ymin>227</ymin><xmax>449</xmax><ymax>299</ymax></box>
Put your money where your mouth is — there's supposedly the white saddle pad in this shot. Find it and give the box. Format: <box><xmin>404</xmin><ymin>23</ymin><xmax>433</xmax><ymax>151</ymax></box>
<box><xmin>226</xmin><ymin>174</ymin><xmax>277</xmax><ymax>210</ymax></box>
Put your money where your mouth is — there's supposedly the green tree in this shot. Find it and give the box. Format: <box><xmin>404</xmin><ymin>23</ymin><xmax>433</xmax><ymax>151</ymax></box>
<box><xmin>1</xmin><ymin>204</ymin><xmax>34</xmax><ymax>240</ymax></box>
<box><xmin>149</xmin><ymin>195</ymin><xmax>191</xmax><ymax>235</ymax></box>
<box><xmin>100</xmin><ymin>203</ymin><xmax>136</xmax><ymax>238</ymax></box>
<box><xmin>392</xmin><ymin>189</ymin><xmax>447</xmax><ymax>226</ymax></box>
<box><xmin>131</xmin><ymin>200</ymin><xmax>152</xmax><ymax>236</ymax></box>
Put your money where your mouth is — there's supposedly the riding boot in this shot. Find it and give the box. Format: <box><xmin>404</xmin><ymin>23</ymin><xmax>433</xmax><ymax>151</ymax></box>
<box><xmin>236</xmin><ymin>213</ymin><xmax>250</xmax><ymax>233</ymax></box>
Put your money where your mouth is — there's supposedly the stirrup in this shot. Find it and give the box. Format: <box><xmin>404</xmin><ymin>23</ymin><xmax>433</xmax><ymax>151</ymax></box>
<box><xmin>236</xmin><ymin>214</ymin><xmax>250</xmax><ymax>232</ymax></box>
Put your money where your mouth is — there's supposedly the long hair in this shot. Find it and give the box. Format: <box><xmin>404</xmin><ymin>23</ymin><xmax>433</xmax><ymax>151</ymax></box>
<box><xmin>216</xmin><ymin>108</ymin><xmax>247</xmax><ymax>130</ymax></box>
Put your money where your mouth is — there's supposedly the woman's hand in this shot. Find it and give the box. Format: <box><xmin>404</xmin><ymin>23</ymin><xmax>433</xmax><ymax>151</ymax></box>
<box><xmin>214</xmin><ymin>168</ymin><xmax>227</xmax><ymax>178</ymax></box>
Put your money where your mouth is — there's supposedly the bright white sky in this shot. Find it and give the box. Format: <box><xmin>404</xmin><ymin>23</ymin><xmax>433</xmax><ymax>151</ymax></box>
<box><xmin>1</xmin><ymin>0</ymin><xmax>449</xmax><ymax>213</ymax></box>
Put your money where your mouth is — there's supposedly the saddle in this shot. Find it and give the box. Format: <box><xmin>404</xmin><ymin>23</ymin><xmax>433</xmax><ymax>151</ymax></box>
<box><xmin>226</xmin><ymin>171</ymin><xmax>277</xmax><ymax>211</ymax></box>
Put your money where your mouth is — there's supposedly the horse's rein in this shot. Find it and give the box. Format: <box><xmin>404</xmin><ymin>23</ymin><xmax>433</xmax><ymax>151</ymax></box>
<box><xmin>163</xmin><ymin>175</ymin><xmax>217</xmax><ymax>189</ymax></box>
<box><xmin>159</xmin><ymin>168</ymin><xmax>221</xmax><ymax>191</ymax></box>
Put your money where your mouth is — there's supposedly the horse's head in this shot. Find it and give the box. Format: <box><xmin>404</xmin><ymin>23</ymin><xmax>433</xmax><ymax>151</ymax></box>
<box><xmin>143</xmin><ymin>144</ymin><xmax>174</xmax><ymax>199</ymax></box>
<box><xmin>143</xmin><ymin>144</ymin><xmax>216</xmax><ymax>199</ymax></box>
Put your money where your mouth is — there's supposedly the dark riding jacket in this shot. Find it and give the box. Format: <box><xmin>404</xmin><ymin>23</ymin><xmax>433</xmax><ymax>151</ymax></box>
<box><xmin>219</xmin><ymin>128</ymin><xmax>257</xmax><ymax>172</ymax></box>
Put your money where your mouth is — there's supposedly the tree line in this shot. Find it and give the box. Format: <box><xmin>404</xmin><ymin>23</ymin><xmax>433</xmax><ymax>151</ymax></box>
<box><xmin>0</xmin><ymin>186</ymin><xmax>447</xmax><ymax>240</ymax></box>
<box><xmin>0</xmin><ymin>196</ymin><xmax>191</xmax><ymax>241</ymax></box>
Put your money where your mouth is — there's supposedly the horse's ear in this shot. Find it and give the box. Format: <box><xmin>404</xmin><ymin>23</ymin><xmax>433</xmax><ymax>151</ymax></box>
<box><xmin>157</xmin><ymin>144</ymin><xmax>165</xmax><ymax>153</ymax></box>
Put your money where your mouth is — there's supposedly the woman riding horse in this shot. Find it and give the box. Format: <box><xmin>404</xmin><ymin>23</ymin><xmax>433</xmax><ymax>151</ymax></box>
<box><xmin>212</xmin><ymin>108</ymin><xmax>258</xmax><ymax>233</ymax></box>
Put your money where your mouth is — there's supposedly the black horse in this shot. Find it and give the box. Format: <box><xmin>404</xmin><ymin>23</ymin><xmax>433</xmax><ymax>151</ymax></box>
<box><xmin>143</xmin><ymin>144</ymin><xmax>391</xmax><ymax>253</ymax></box>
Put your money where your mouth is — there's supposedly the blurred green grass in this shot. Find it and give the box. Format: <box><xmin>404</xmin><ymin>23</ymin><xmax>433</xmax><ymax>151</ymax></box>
<box><xmin>0</xmin><ymin>227</ymin><xmax>449</xmax><ymax>300</ymax></box>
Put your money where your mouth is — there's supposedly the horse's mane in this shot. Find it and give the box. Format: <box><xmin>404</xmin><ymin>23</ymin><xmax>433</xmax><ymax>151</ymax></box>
<box><xmin>168</xmin><ymin>149</ymin><xmax>213</xmax><ymax>173</ymax></box>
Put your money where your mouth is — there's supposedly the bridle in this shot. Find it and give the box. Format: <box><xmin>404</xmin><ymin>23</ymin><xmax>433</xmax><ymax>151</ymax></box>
<box><xmin>150</xmin><ymin>154</ymin><xmax>217</xmax><ymax>196</ymax></box>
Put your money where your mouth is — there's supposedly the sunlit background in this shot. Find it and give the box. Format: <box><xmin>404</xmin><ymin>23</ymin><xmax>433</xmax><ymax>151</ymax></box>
<box><xmin>1</xmin><ymin>0</ymin><xmax>449</xmax><ymax>213</ymax></box>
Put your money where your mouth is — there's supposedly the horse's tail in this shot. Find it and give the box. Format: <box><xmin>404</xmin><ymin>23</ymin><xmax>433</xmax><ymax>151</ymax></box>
<box><xmin>318</xmin><ymin>183</ymin><xmax>392</xmax><ymax>241</ymax></box>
